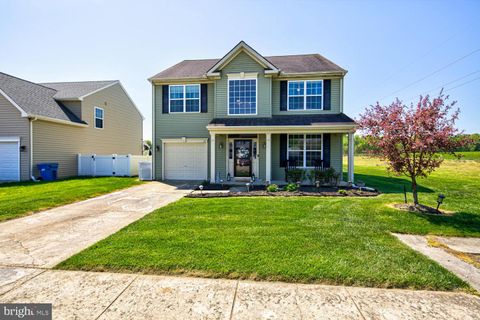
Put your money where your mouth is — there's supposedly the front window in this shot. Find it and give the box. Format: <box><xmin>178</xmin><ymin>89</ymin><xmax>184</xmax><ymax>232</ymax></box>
<box><xmin>169</xmin><ymin>84</ymin><xmax>200</xmax><ymax>113</ymax></box>
<box><xmin>228</xmin><ymin>79</ymin><xmax>257</xmax><ymax>115</ymax></box>
<box><xmin>288</xmin><ymin>80</ymin><xmax>323</xmax><ymax>110</ymax></box>
<box><xmin>287</xmin><ymin>134</ymin><xmax>322</xmax><ymax>167</ymax></box>
<box><xmin>94</xmin><ymin>107</ymin><xmax>104</xmax><ymax>129</ymax></box>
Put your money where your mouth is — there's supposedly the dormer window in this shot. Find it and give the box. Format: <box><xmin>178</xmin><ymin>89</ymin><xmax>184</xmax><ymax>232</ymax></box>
<box><xmin>228</xmin><ymin>73</ymin><xmax>257</xmax><ymax>115</ymax></box>
<box><xmin>169</xmin><ymin>84</ymin><xmax>200</xmax><ymax>113</ymax></box>
<box><xmin>288</xmin><ymin>80</ymin><xmax>323</xmax><ymax>110</ymax></box>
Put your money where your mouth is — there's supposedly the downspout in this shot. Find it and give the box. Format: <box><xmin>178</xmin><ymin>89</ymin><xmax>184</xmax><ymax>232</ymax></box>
<box><xmin>30</xmin><ymin>117</ymin><xmax>39</xmax><ymax>181</ymax></box>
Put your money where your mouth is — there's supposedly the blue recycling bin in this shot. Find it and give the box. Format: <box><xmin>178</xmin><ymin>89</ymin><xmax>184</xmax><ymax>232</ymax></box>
<box><xmin>37</xmin><ymin>163</ymin><xmax>59</xmax><ymax>181</ymax></box>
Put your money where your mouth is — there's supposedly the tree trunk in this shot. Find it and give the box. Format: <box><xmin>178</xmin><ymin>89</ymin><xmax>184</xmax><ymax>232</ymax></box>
<box><xmin>411</xmin><ymin>177</ymin><xmax>419</xmax><ymax>205</ymax></box>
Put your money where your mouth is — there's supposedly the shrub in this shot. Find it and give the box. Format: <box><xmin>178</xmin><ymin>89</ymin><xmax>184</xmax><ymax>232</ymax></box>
<box><xmin>266</xmin><ymin>184</ymin><xmax>279</xmax><ymax>192</ymax></box>
<box><xmin>307</xmin><ymin>169</ymin><xmax>327</xmax><ymax>185</ymax></box>
<box><xmin>338</xmin><ymin>189</ymin><xmax>347</xmax><ymax>195</ymax></box>
<box><xmin>286</xmin><ymin>169</ymin><xmax>305</xmax><ymax>183</ymax></box>
<box><xmin>201</xmin><ymin>180</ymin><xmax>210</xmax><ymax>186</ymax></box>
<box><xmin>284</xmin><ymin>183</ymin><xmax>299</xmax><ymax>192</ymax></box>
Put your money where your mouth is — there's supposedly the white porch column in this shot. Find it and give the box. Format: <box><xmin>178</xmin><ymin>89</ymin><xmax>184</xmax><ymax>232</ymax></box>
<box><xmin>347</xmin><ymin>132</ymin><xmax>354</xmax><ymax>183</ymax></box>
<box><xmin>210</xmin><ymin>133</ymin><xmax>216</xmax><ymax>183</ymax></box>
<box><xmin>265</xmin><ymin>133</ymin><xmax>272</xmax><ymax>183</ymax></box>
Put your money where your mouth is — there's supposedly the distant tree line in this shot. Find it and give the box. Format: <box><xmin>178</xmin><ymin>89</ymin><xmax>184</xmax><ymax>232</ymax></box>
<box><xmin>344</xmin><ymin>133</ymin><xmax>480</xmax><ymax>154</ymax></box>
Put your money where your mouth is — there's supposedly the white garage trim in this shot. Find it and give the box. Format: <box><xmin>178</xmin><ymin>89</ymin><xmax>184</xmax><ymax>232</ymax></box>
<box><xmin>161</xmin><ymin>138</ymin><xmax>208</xmax><ymax>180</ymax></box>
<box><xmin>0</xmin><ymin>136</ymin><xmax>20</xmax><ymax>182</ymax></box>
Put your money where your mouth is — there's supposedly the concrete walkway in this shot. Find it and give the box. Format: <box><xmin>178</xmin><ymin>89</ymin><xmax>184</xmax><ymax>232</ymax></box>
<box><xmin>394</xmin><ymin>233</ymin><xmax>480</xmax><ymax>291</ymax></box>
<box><xmin>0</xmin><ymin>268</ymin><xmax>479</xmax><ymax>319</ymax></box>
<box><xmin>0</xmin><ymin>181</ymin><xmax>191</xmax><ymax>268</ymax></box>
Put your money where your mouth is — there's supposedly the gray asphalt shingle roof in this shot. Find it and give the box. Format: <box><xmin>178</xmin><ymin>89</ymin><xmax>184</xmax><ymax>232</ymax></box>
<box><xmin>209</xmin><ymin>113</ymin><xmax>356</xmax><ymax>126</ymax></box>
<box><xmin>149</xmin><ymin>54</ymin><xmax>346</xmax><ymax>80</ymax></box>
<box><xmin>0</xmin><ymin>73</ymin><xmax>119</xmax><ymax>124</ymax></box>
<box><xmin>0</xmin><ymin>72</ymin><xmax>84</xmax><ymax>123</ymax></box>
<box><xmin>41</xmin><ymin>80</ymin><xmax>118</xmax><ymax>100</ymax></box>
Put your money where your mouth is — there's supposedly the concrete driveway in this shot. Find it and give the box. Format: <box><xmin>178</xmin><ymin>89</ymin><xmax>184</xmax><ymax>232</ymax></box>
<box><xmin>0</xmin><ymin>181</ymin><xmax>191</xmax><ymax>268</ymax></box>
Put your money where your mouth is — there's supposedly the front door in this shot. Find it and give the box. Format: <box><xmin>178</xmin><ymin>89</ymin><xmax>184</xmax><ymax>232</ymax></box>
<box><xmin>234</xmin><ymin>139</ymin><xmax>252</xmax><ymax>177</ymax></box>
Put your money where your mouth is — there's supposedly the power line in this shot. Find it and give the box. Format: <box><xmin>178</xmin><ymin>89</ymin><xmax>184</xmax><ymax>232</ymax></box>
<box><xmin>360</xmin><ymin>34</ymin><xmax>456</xmax><ymax>103</ymax></box>
<box><xmin>379</xmin><ymin>48</ymin><xmax>480</xmax><ymax>101</ymax></box>
<box><xmin>445</xmin><ymin>75</ymin><xmax>480</xmax><ymax>92</ymax></box>
<box><xmin>405</xmin><ymin>70</ymin><xmax>480</xmax><ymax>102</ymax></box>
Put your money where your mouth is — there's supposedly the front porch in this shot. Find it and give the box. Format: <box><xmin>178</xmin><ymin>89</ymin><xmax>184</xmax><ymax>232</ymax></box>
<box><xmin>208</xmin><ymin>129</ymin><xmax>355</xmax><ymax>185</ymax></box>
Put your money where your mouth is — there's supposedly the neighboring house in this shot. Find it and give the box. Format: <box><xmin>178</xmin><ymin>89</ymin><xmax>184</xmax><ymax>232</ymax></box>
<box><xmin>149</xmin><ymin>41</ymin><xmax>356</xmax><ymax>183</ymax></box>
<box><xmin>0</xmin><ymin>72</ymin><xmax>144</xmax><ymax>181</ymax></box>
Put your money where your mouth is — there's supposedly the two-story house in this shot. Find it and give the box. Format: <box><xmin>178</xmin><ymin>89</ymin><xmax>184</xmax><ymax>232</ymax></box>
<box><xmin>0</xmin><ymin>72</ymin><xmax>144</xmax><ymax>181</ymax></box>
<box><xmin>149</xmin><ymin>41</ymin><xmax>356</xmax><ymax>184</ymax></box>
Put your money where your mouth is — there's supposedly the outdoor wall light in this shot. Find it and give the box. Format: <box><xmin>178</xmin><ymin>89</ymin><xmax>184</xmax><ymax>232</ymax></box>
<box><xmin>219</xmin><ymin>143</ymin><xmax>223</xmax><ymax>149</ymax></box>
<box><xmin>436</xmin><ymin>194</ymin><xmax>445</xmax><ymax>211</ymax></box>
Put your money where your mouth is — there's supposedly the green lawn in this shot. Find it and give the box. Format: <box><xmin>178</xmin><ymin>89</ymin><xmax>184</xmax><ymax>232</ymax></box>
<box><xmin>0</xmin><ymin>177</ymin><xmax>143</xmax><ymax>222</ymax></box>
<box><xmin>56</xmin><ymin>155</ymin><xmax>480</xmax><ymax>292</ymax></box>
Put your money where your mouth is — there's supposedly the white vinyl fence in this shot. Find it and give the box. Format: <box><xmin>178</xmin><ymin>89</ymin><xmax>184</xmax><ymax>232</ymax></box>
<box><xmin>78</xmin><ymin>154</ymin><xmax>152</xmax><ymax>177</ymax></box>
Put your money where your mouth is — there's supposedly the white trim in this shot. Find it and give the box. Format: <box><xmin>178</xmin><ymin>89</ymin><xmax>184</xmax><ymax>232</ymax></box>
<box><xmin>0</xmin><ymin>88</ymin><xmax>28</xmax><ymax>117</ymax></box>
<box><xmin>227</xmin><ymin>77</ymin><xmax>258</xmax><ymax>116</ymax></box>
<box><xmin>265</xmin><ymin>133</ymin><xmax>272</xmax><ymax>183</ymax></box>
<box><xmin>94</xmin><ymin>106</ymin><xmax>104</xmax><ymax>129</ymax></box>
<box><xmin>152</xmin><ymin>84</ymin><xmax>156</xmax><ymax>179</ymax></box>
<box><xmin>210</xmin><ymin>133</ymin><xmax>216</xmax><ymax>183</ymax></box>
<box><xmin>207</xmin><ymin>124</ymin><xmax>357</xmax><ymax>134</ymax></box>
<box><xmin>0</xmin><ymin>136</ymin><xmax>20</xmax><ymax>142</ymax></box>
<box><xmin>160</xmin><ymin>138</ymin><xmax>208</xmax><ymax>143</ymax></box>
<box><xmin>287</xmin><ymin>80</ymin><xmax>323</xmax><ymax>111</ymax></box>
<box><xmin>77</xmin><ymin>81</ymin><xmax>119</xmax><ymax>100</ymax></box>
<box><xmin>348</xmin><ymin>133</ymin><xmax>355</xmax><ymax>183</ymax></box>
<box><xmin>287</xmin><ymin>133</ymin><xmax>323</xmax><ymax>168</ymax></box>
<box><xmin>206</xmin><ymin>41</ymin><xmax>279</xmax><ymax>77</ymax></box>
<box><xmin>168</xmin><ymin>84</ymin><xmax>201</xmax><ymax>114</ymax></box>
<box><xmin>29</xmin><ymin>115</ymin><xmax>88</xmax><ymax>127</ymax></box>
<box><xmin>227</xmin><ymin>72</ymin><xmax>258</xmax><ymax>80</ymax></box>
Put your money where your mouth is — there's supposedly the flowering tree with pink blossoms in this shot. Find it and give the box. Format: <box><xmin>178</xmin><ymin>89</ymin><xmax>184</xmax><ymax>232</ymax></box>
<box><xmin>358</xmin><ymin>92</ymin><xmax>468</xmax><ymax>205</ymax></box>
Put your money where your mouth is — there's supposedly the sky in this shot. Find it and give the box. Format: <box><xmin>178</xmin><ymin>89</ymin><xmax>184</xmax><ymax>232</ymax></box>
<box><xmin>1</xmin><ymin>0</ymin><xmax>479</xmax><ymax>139</ymax></box>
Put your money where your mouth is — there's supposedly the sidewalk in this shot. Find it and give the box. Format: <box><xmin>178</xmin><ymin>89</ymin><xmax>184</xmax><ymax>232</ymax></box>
<box><xmin>1</xmin><ymin>268</ymin><xmax>479</xmax><ymax>319</ymax></box>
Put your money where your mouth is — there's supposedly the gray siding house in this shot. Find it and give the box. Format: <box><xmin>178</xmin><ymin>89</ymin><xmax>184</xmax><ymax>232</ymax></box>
<box><xmin>149</xmin><ymin>41</ymin><xmax>356</xmax><ymax>183</ymax></box>
<box><xmin>0</xmin><ymin>72</ymin><xmax>144</xmax><ymax>181</ymax></box>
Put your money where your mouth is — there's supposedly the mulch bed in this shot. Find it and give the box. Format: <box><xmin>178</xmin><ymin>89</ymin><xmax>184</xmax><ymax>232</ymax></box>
<box><xmin>195</xmin><ymin>184</ymin><xmax>229</xmax><ymax>191</ymax></box>
<box><xmin>187</xmin><ymin>188</ymin><xmax>379</xmax><ymax>198</ymax></box>
<box><xmin>390</xmin><ymin>203</ymin><xmax>454</xmax><ymax>215</ymax></box>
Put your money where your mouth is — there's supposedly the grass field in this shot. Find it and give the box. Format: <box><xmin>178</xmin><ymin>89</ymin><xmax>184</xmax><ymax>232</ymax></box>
<box><xmin>0</xmin><ymin>177</ymin><xmax>142</xmax><ymax>222</ymax></box>
<box><xmin>56</xmin><ymin>154</ymin><xmax>480</xmax><ymax>292</ymax></box>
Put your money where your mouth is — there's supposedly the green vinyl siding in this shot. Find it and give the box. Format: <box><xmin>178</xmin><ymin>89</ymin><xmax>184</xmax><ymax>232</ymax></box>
<box><xmin>214</xmin><ymin>51</ymin><xmax>271</xmax><ymax>118</ymax></box>
<box><xmin>154</xmin><ymin>84</ymin><xmax>214</xmax><ymax>180</ymax></box>
<box><xmin>272</xmin><ymin>78</ymin><xmax>342</xmax><ymax>114</ymax></box>
<box><xmin>214</xmin><ymin>134</ymin><xmax>227</xmax><ymax>181</ymax></box>
<box><xmin>271</xmin><ymin>133</ymin><xmax>344</xmax><ymax>182</ymax></box>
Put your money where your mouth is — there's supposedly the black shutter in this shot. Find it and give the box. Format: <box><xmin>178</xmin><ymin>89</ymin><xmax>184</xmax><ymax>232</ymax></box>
<box><xmin>280</xmin><ymin>81</ymin><xmax>287</xmax><ymax>111</ymax></box>
<box><xmin>280</xmin><ymin>134</ymin><xmax>287</xmax><ymax>167</ymax></box>
<box><xmin>162</xmin><ymin>85</ymin><xmax>169</xmax><ymax>114</ymax></box>
<box><xmin>201</xmin><ymin>84</ymin><xmax>208</xmax><ymax>113</ymax></box>
<box><xmin>323</xmin><ymin>79</ymin><xmax>331</xmax><ymax>110</ymax></box>
<box><xmin>323</xmin><ymin>133</ymin><xmax>331</xmax><ymax>168</ymax></box>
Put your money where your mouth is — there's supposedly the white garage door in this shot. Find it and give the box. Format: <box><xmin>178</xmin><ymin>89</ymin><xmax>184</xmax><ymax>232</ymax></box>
<box><xmin>0</xmin><ymin>139</ymin><xmax>20</xmax><ymax>181</ymax></box>
<box><xmin>164</xmin><ymin>142</ymin><xmax>207</xmax><ymax>180</ymax></box>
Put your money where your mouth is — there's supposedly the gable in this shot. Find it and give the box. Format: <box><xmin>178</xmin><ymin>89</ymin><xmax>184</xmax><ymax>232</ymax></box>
<box><xmin>206</xmin><ymin>41</ymin><xmax>279</xmax><ymax>77</ymax></box>
<box><xmin>221</xmin><ymin>51</ymin><xmax>267</xmax><ymax>74</ymax></box>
